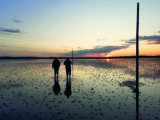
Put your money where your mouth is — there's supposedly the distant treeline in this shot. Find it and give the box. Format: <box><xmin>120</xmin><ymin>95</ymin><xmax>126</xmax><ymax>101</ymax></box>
<box><xmin>0</xmin><ymin>56</ymin><xmax>160</xmax><ymax>60</ymax></box>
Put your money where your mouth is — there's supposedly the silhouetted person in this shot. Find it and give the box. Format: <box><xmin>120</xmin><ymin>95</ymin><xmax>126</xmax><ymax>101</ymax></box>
<box><xmin>64</xmin><ymin>58</ymin><xmax>72</xmax><ymax>78</ymax></box>
<box><xmin>52</xmin><ymin>58</ymin><xmax>60</xmax><ymax>78</ymax></box>
<box><xmin>52</xmin><ymin>77</ymin><xmax>61</xmax><ymax>95</ymax></box>
<box><xmin>64</xmin><ymin>77</ymin><xmax>72</xmax><ymax>98</ymax></box>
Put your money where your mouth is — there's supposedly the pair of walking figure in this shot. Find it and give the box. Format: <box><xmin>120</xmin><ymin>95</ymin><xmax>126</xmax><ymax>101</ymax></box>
<box><xmin>52</xmin><ymin>58</ymin><xmax>72</xmax><ymax>78</ymax></box>
<box><xmin>52</xmin><ymin>58</ymin><xmax>72</xmax><ymax>98</ymax></box>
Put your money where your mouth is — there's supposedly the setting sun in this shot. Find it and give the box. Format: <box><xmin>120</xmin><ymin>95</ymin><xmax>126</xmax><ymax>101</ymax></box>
<box><xmin>106</xmin><ymin>54</ymin><xmax>111</xmax><ymax>57</ymax></box>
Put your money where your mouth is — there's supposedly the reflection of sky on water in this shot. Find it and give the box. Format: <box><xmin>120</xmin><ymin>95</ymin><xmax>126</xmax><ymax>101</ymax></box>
<box><xmin>0</xmin><ymin>59</ymin><xmax>159</xmax><ymax>120</ymax></box>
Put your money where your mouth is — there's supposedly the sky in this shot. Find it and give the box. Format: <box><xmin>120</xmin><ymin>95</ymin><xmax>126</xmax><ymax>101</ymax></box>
<box><xmin>0</xmin><ymin>0</ymin><xmax>160</xmax><ymax>57</ymax></box>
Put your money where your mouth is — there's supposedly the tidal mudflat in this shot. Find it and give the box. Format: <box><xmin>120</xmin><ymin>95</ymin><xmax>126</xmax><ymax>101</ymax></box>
<box><xmin>0</xmin><ymin>59</ymin><xmax>159</xmax><ymax>120</ymax></box>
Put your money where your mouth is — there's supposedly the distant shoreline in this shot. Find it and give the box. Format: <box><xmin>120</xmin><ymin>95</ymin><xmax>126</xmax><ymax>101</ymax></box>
<box><xmin>0</xmin><ymin>56</ymin><xmax>160</xmax><ymax>59</ymax></box>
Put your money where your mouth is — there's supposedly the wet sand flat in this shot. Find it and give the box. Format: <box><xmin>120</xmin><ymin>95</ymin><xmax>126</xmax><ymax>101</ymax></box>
<box><xmin>0</xmin><ymin>59</ymin><xmax>159</xmax><ymax>120</ymax></box>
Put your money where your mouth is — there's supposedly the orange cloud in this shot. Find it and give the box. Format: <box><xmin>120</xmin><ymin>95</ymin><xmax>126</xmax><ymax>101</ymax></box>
<box><xmin>109</xmin><ymin>41</ymin><xmax>160</xmax><ymax>56</ymax></box>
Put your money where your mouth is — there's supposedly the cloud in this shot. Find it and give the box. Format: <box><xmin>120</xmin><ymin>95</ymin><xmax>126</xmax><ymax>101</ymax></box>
<box><xmin>60</xmin><ymin>45</ymin><xmax>129</xmax><ymax>56</ymax></box>
<box><xmin>76</xmin><ymin>47</ymin><xmax>83</xmax><ymax>49</ymax></box>
<box><xmin>0</xmin><ymin>28</ymin><xmax>22</xmax><ymax>33</ymax></box>
<box><xmin>12</xmin><ymin>19</ymin><xmax>22</xmax><ymax>23</ymax></box>
<box><xmin>124</xmin><ymin>35</ymin><xmax>160</xmax><ymax>45</ymax></box>
<box><xmin>61</xmin><ymin>32</ymin><xmax>160</xmax><ymax>57</ymax></box>
<box><xmin>140</xmin><ymin>35</ymin><xmax>160</xmax><ymax>44</ymax></box>
<box><xmin>0</xmin><ymin>45</ymin><xmax>8</xmax><ymax>48</ymax></box>
<box><xmin>96</xmin><ymin>38</ymin><xmax>107</xmax><ymax>42</ymax></box>
<box><xmin>123</xmin><ymin>38</ymin><xmax>136</xmax><ymax>44</ymax></box>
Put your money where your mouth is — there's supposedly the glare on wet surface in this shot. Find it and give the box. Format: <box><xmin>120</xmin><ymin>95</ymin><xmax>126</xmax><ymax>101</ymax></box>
<box><xmin>0</xmin><ymin>59</ymin><xmax>159</xmax><ymax>120</ymax></box>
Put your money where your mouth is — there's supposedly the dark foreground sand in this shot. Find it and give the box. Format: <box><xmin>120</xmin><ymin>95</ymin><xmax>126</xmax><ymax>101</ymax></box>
<box><xmin>0</xmin><ymin>59</ymin><xmax>159</xmax><ymax>120</ymax></box>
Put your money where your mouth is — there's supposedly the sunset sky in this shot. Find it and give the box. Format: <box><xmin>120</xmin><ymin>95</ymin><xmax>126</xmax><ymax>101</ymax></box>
<box><xmin>0</xmin><ymin>0</ymin><xmax>160</xmax><ymax>57</ymax></box>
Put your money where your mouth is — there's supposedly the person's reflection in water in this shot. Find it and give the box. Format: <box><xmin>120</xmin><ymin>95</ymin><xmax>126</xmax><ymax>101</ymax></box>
<box><xmin>64</xmin><ymin>77</ymin><xmax>72</xmax><ymax>98</ymax></box>
<box><xmin>52</xmin><ymin>77</ymin><xmax>61</xmax><ymax>95</ymax></box>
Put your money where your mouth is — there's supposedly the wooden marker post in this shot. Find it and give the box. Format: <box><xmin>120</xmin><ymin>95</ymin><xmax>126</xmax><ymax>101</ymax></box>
<box><xmin>136</xmin><ymin>2</ymin><xmax>139</xmax><ymax>120</ymax></box>
<box><xmin>72</xmin><ymin>48</ymin><xmax>73</xmax><ymax>75</ymax></box>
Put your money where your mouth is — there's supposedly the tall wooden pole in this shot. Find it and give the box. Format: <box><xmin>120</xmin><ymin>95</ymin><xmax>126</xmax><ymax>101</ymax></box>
<box><xmin>72</xmin><ymin>48</ymin><xmax>73</xmax><ymax>73</ymax></box>
<box><xmin>136</xmin><ymin>2</ymin><xmax>139</xmax><ymax>120</ymax></box>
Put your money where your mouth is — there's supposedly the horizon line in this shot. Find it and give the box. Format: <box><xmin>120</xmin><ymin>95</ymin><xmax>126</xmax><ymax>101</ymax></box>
<box><xmin>0</xmin><ymin>55</ymin><xmax>160</xmax><ymax>59</ymax></box>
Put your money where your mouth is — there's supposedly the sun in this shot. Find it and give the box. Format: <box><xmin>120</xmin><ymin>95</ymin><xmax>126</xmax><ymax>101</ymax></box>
<box><xmin>105</xmin><ymin>54</ymin><xmax>111</xmax><ymax>62</ymax></box>
<box><xmin>106</xmin><ymin>54</ymin><xmax>111</xmax><ymax>57</ymax></box>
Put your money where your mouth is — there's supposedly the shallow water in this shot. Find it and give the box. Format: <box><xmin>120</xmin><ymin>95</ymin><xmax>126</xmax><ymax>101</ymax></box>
<box><xmin>0</xmin><ymin>59</ymin><xmax>159</xmax><ymax>120</ymax></box>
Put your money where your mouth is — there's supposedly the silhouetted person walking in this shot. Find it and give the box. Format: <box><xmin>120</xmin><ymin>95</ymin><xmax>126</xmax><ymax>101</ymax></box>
<box><xmin>64</xmin><ymin>58</ymin><xmax>72</xmax><ymax>78</ymax></box>
<box><xmin>52</xmin><ymin>58</ymin><xmax>60</xmax><ymax>78</ymax></box>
